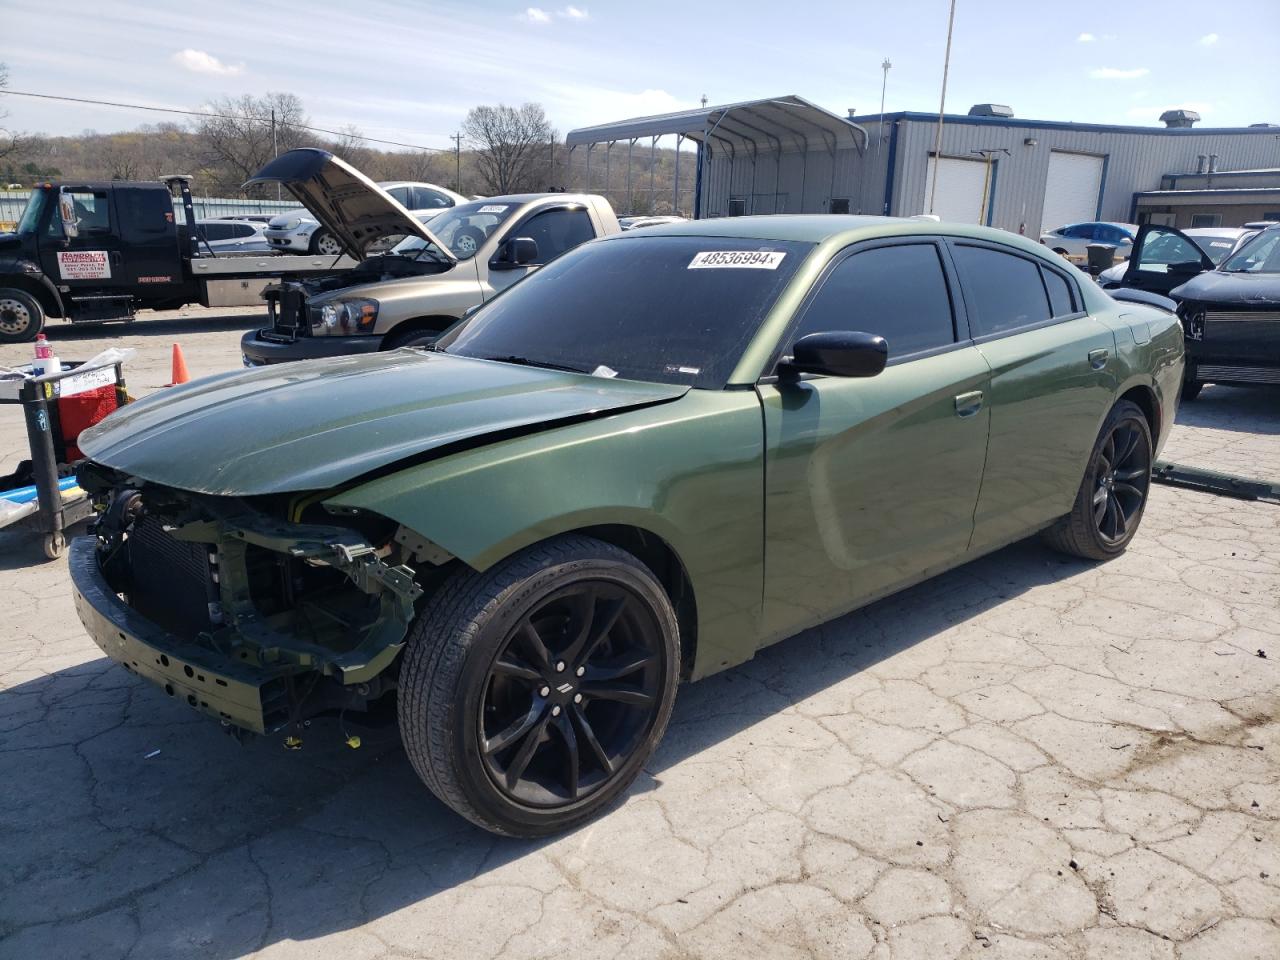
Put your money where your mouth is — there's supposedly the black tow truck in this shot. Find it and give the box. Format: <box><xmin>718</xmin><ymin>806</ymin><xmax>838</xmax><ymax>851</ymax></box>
<box><xmin>0</xmin><ymin>176</ymin><xmax>356</xmax><ymax>343</ymax></box>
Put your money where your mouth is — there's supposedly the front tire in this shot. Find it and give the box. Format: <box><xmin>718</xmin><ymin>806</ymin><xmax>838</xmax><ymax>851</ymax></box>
<box><xmin>309</xmin><ymin>229</ymin><xmax>344</xmax><ymax>256</ymax></box>
<box><xmin>1043</xmin><ymin>400</ymin><xmax>1153</xmax><ymax>561</ymax></box>
<box><xmin>0</xmin><ymin>288</ymin><xmax>46</xmax><ymax>344</ymax></box>
<box><xmin>398</xmin><ymin>535</ymin><xmax>680</xmax><ymax>837</ymax></box>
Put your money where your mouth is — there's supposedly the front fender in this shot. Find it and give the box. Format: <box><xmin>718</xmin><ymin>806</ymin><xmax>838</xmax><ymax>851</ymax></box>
<box><xmin>325</xmin><ymin>390</ymin><xmax>767</xmax><ymax>679</ymax></box>
<box><xmin>0</xmin><ymin>262</ymin><xmax>66</xmax><ymax>317</ymax></box>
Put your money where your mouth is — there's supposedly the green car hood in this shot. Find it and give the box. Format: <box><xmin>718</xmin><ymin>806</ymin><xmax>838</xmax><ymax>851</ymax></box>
<box><xmin>79</xmin><ymin>350</ymin><xmax>689</xmax><ymax>496</ymax></box>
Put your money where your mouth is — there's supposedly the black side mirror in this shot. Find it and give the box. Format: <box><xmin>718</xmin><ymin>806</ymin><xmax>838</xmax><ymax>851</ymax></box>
<box><xmin>780</xmin><ymin>331</ymin><xmax>888</xmax><ymax>379</ymax></box>
<box><xmin>492</xmin><ymin>237</ymin><xmax>538</xmax><ymax>270</ymax></box>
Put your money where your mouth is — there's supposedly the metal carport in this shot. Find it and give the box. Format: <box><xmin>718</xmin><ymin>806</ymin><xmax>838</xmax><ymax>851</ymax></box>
<box><xmin>565</xmin><ymin>95</ymin><xmax>869</xmax><ymax>218</ymax></box>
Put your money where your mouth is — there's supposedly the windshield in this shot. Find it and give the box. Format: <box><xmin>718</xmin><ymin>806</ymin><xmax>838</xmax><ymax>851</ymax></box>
<box><xmin>15</xmin><ymin>189</ymin><xmax>47</xmax><ymax>236</ymax></box>
<box><xmin>440</xmin><ymin>235</ymin><xmax>814</xmax><ymax>389</ymax></box>
<box><xmin>392</xmin><ymin>200</ymin><xmax>521</xmax><ymax>260</ymax></box>
<box><xmin>1191</xmin><ymin>233</ymin><xmax>1243</xmax><ymax>265</ymax></box>
<box><xmin>1221</xmin><ymin>230</ymin><xmax>1280</xmax><ymax>273</ymax></box>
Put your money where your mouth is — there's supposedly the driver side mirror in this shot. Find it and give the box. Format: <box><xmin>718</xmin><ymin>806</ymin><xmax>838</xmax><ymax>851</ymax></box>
<box><xmin>491</xmin><ymin>237</ymin><xmax>538</xmax><ymax>270</ymax></box>
<box><xmin>57</xmin><ymin>191</ymin><xmax>79</xmax><ymax>240</ymax></box>
<box><xmin>779</xmin><ymin>331</ymin><xmax>888</xmax><ymax>379</ymax></box>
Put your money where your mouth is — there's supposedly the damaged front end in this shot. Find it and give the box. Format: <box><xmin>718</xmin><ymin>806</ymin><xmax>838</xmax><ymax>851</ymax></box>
<box><xmin>71</xmin><ymin>463</ymin><xmax>437</xmax><ymax>737</ymax></box>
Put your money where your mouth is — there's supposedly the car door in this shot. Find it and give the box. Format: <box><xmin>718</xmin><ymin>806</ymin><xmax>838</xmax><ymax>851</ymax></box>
<box><xmin>756</xmin><ymin>238</ymin><xmax>993</xmax><ymax>642</ymax></box>
<box><xmin>37</xmin><ymin>185</ymin><xmax>126</xmax><ymax>294</ymax></box>
<box><xmin>1118</xmin><ymin>224</ymin><xmax>1215</xmax><ymax>296</ymax></box>
<box><xmin>482</xmin><ymin>204</ymin><xmax>597</xmax><ymax>298</ymax></box>
<box><xmin>952</xmin><ymin>240</ymin><xmax>1119</xmax><ymax>553</ymax></box>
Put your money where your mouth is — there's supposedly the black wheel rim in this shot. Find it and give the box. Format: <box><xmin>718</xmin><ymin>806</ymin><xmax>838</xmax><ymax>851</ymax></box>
<box><xmin>1093</xmin><ymin>420</ymin><xmax>1150</xmax><ymax>544</ymax></box>
<box><xmin>0</xmin><ymin>298</ymin><xmax>32</xmax><ymax>337</ymax></box>
<box><xmin>478</xmin><ymin>580</ymin><xmax>665</xmax><ymax>808</ymax></box>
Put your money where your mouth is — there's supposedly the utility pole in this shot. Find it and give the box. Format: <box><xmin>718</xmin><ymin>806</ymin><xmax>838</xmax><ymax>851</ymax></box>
<box><xmin>271</xmin><ymin>108</ymin><xmax>280</xmax><ymax>200</ymax></box>
<box><xmin>450</xmin><ymin>132</ymin><xmax>463</xmax><ymax>194</ymax></box>
<box><xmin>927</xmin><ymin>0</ymin><xmax>958</xmax><ymax>215</ymax></box>
<box><xmin>876</xmin><ymin>58</ymin><xmax>892</xmax><ymax>202</ymax></box>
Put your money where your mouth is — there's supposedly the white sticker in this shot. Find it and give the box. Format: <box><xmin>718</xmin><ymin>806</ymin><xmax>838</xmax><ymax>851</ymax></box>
<box><xmin>1139</xmin><ymin>263</ymin><xmax>1169</xmax><ymax>273</ymax></box>
<box><xmin>1207</xmin><ymin>241</ymin><xmax>1232</xmax><ymax>249</ymax></box>
<box><xmin>688</xmin><ymin>250</ymin><xmax>786</xmax><ymax>270</ymax></box>
<box><xmin>55</xmin><ymin>365</ymin><xmax>116</xmax><ymax>398</ymax></box>
<box><xmin>57</xmin><ymin>250</ymin><xmax>111</xmax><ymax>280</ymax></box>
<box><xmin>478</xmin><ymin>204</ymin><xmax>509</xmax><ymax>214</ymax></box>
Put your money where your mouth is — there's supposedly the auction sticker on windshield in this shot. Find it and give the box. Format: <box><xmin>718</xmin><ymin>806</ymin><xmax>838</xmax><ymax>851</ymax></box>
<box><xmin>688</xmin><ymin>251</ymin><xmax>786</xmax><ymax>269</ymax></box>
<box><xmin>478</xmin><ymin>205</ymin><xmax>509</xmax><ymax>214</ymax></box>
<box><xmin>57</xmin><ymin>250</ymin><xmax>111</xmax><ymax>280</ymax></box>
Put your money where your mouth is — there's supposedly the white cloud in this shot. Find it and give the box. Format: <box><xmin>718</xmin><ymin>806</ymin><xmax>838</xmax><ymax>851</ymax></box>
<box><xmin>1077</xmin><ymin>32</ymin><xmax>1096</xmax><ymax>42</ymax></box>
<box><xmin>522</xmin><ymin>7</ymin><xmax>551</xmax><ymax>22</ymax></box>
<box><xmin>171</xmin><ymin>48</ymin><xmax>244</xmax><ymax>76</ymax></box>
<box><xmin>559</xmin><ymin>5</ymin><xmax>589</xmax><ymax>17</ymax></box>
<box><xmin>1199</xmin><ymin>33</ymin><xmax>1219</xmax><ymax>45</ymax></box>
<box><xmin>1089</xmin><ymin>66</ymin><xmax>1150</xmax><ymax>80</ymax></box>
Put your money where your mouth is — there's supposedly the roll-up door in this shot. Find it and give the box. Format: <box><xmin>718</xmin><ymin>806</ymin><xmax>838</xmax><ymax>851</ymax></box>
<box><xmin>924</xmin><ymin>156</ymin><xmax>991</xmax><ymax>224</ymax></box>
<box><xmin>1042</xmin><ymin>152</ymin><xmax>1104</xmax><ymax>233</ymax></box>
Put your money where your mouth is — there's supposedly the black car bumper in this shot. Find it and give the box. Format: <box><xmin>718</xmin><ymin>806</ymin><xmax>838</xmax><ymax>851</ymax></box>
<box><xmin>240</xmin><ymin>329</ymin><xmax>383</xmax><ymax>366</ymax></box>
<box><xmin>69</xmin><ymin>537</ymin><xmax>291</xmax><ymax>734</ymax></box>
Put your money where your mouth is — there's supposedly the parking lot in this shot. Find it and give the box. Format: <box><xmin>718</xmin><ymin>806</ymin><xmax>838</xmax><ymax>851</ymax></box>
<box><xmin>1</xmin><ymin>312</ymin><xmax>1277</xmax><ymax>960</ymax></box>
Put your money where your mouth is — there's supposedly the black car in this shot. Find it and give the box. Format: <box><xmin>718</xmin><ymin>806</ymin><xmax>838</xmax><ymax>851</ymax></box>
<box><xmin>1124</xmin><ymin>225</ymin><xmax>1280</xmax><ymax>401</ymax></box>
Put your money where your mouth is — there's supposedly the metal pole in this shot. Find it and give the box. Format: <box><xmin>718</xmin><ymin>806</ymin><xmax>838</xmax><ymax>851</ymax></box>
<box><xmin>549</xmin><ymin>136</ymin><xmax>555</xmax><ymax>189</ymax></box>
<box><xmin>927</xmin><ymin>0</ymin><xmax>957</xmax><ymax>215</ymax></box>
<box><xmin>451</xmin><ymin>132</ymin><xmax>462</xmax><ymax>193</ymax></box>
<box><xmin>650</xmin><ymin>136</ymin><xmax>657</xmax><ymax>213</ymax></box>
<box><xmin>604</xmin><ymin>141</ymin><xmax>612</xmax><ymax>208</ymax></box>
<box><xmin>626</xmin><ymin>139</ymin><xmax>634</xmax><ymax>213</ymax></box>
<box><xmin>674</xmin><ymin>135</ymin><xmax>681</xmax><ymax>214</ymax></box>
<box><xmin>271</xmin><ymin>108</ymin><xmax>280</xmax><ymax>200</ymax></box>
<box><xmin>876</xmin><ymin>58</ymin><xmax>891</xmax><ymax>192</ymax></box>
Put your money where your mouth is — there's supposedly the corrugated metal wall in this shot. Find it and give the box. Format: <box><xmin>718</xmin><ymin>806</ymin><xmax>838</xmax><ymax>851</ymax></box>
<box><xmin>890</xmin><ymin>119</ymin><xmax>1280</xmax><ymax>233</ymax></box>
<box><xmin>700</xmin><ymin>114</ymin><xmax>1279</xmax><ymax>232</ymax></box>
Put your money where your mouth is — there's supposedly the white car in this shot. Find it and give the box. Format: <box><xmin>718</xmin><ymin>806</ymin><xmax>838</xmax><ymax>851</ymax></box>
<box><xmin>264</xmin><ymin>181</ymin><xmax>467</xmax><ymax>255</ymax></box>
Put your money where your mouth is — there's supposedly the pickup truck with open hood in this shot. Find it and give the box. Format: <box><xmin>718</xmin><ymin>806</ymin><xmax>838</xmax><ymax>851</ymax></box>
<box><xmin>238</xmin><ymin>149</ymin><xmax>620</xmax><ymax>364</ymax></box>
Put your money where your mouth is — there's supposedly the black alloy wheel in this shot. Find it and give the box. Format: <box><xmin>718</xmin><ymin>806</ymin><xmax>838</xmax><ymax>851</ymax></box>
<box><xmin>398</xmin><ymin>535</ymin><xmax>680</xmax><ymax>837</ymax></box>
<box><xmin>1043</xmin><ymin>399</ymin><xmax>1153</xmax><ymax>561</ymax></box>
<box><xmin>479</xmin><ymin>581</ymin><xmax>664</xmax><ymax>807</ymax></box>
<box><xmin>1092</xmin><ymin>419</ymin><xmax>1151</xmax><ymax>545</ymax></box>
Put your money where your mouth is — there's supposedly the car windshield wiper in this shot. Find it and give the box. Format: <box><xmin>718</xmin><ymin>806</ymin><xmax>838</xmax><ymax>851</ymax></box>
<box><xmin>479</xmin><ymin>354</ymin><xmax>589</xmax><ymax>374</ymax></box>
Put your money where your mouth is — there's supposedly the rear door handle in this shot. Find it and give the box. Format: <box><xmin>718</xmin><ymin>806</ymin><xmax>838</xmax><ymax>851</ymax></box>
<box><xmin>954</xmin><ymin>390</ymin><xmax>984</xmax><ymax>418</ymax></box>
<box><xmin>1088</xmin><ymin>348</ymin><xmax>1109</xmax><ymax>369</ymax></box>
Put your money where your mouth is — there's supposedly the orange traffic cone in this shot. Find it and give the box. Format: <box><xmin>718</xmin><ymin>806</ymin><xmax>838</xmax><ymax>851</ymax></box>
<box><xmin>166</xmin><ymin>343</ymin><xmax>190</xmax><ymax>387</ymax></box>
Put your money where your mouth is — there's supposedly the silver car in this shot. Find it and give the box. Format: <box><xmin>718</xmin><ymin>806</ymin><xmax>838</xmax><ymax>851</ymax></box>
<box><xmin>192</xmin><ymin>218</ymin><xmax>273</xmax><ymax>255</ymax></box>
<box><xmin>264</xmin><ymin>181</ymin><xmax>467</xmax><ymax>255</ymax></box>
<box><xmin>1040</xmin><ymin>221</ymin><xmax>1138</xmax><ymax>265</ymax></box>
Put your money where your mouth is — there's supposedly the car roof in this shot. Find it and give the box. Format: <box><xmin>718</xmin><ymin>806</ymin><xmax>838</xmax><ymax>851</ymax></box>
<box><xmin>610</xmin><ymin>214</ymin><xmax>1052</xmax><ymax>252</ymax></box>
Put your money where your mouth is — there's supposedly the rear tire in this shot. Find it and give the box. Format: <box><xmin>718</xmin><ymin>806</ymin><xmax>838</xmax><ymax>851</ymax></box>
<box><xmin>0</xmin><ymin>288</ymin><xmax>46</xmax><ymax>344</ymax></box>
<box><xmin>397</xmin><ymin>535</ymin><xmax>680</xmax><ymax>837</ymax></box>
<box><xmin>1043</xmin><ymin>400</ymin><xmax>1153</xmax><ymax>561</ymax></box>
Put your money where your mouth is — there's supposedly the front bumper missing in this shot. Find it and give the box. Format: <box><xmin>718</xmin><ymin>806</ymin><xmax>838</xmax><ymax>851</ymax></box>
<box><xmin>70</xmin><ymin>537</ymin><xmax>290</xmax><ymax>733</ymax></box>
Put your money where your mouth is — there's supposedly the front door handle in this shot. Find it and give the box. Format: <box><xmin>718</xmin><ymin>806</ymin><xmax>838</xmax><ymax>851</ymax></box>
<box><xmin>955</xmin><ymin>390</ymin><xmax>984</xmax><ymax>418</ymax></box>
<box><xmin>1088</xmin><ymin>348</ymin><xmax>1109</xmax><ymax>369</ymax></box>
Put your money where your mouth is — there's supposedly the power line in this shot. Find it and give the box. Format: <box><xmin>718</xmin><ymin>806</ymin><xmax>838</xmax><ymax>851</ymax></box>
<box><xmin>0</xmin><ymin>88</ymin><xmax>447</xmax><ymax>152</ymax></box>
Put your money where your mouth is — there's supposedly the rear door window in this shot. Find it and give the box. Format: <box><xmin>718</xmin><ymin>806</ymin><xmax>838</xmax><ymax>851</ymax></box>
<box><xmin>1042</xmin><ymin>267</ymin><xmax>1077</xmax><ymax>318</ymax></box>
<box><xmin>789</xmin><ymin>242</ymin><xmax>957</xmax><ymax>359</ymax></box>
<box><xmin>952</xmin><ymin>244</ymin><xmax>1052</xmax><ymax>337</ymax></box>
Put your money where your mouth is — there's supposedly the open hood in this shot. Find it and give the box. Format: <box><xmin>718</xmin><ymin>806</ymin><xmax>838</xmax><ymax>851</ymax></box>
<box><xmin>244</xmin><ymin>148</ymin><xmax>455</xmax><ymax>262</ymax></box>
<box><xmin>78</xmin><ymin>351</ymin><xmax>688</xmax><ymax>496</ymax></box>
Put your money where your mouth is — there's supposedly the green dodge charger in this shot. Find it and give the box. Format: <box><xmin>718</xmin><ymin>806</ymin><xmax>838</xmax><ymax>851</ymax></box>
<box><xmin>72</xmin><ymin>215</ymin><xmax>1183</xmax><ymax>836</ymax></box>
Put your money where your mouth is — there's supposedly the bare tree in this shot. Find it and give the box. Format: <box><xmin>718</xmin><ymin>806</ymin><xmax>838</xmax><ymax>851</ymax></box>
<box><xmin>328</xmin><ymin>123</ymin><xmax>374</xmax><ymax>171</ymax></box>
<box><xmin>0</xmin><ymin>62</ymin><xmax>26</xmax><ymax>162</ymax></box>
<box><xmin>462</xmin><ymin>103</ymin><xmax>554</xmax><ymax>194</ymax></box>
<box><xmin>193</xmin><ymin>92</ymin><xmax>309</xmax><ymax>193</ymax></box>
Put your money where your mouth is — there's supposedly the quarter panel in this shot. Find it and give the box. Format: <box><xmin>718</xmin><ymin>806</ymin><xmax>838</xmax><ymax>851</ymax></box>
<box><xmin>326</xmin><ymin>391</ymin><xmax>767</xmax><ymax>680</ymax></box>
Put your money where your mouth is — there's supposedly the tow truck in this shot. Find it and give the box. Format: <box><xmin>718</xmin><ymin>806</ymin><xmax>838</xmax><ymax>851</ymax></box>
<box><xmin>0</xmin><ymin>176</ymin><xmax>356</xmax><ymax>343</ymax></box>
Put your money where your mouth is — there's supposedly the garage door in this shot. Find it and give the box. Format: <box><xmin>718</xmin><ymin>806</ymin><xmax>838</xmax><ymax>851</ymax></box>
<box><xmin>1042</xmin><ymin>152</ymin><xmax>1104</xmax><ymax>234</ymax></box>
<box><xmin>924</xmin><ymin>156</ymin><xmax>990</xmax><ymax>223</ymax></box>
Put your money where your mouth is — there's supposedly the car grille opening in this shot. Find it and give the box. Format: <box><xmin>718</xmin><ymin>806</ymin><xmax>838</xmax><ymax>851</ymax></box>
<box><xmin>125</xmin><ymin>515</ymin><xmax>218</xmax><ymax>639</ymax></box>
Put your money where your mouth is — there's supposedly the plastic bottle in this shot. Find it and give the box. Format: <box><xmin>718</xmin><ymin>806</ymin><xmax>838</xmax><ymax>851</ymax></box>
<box><xmin>34</xmin><ymin>334</ymin><xmax>52</xmax><ymax>361</ymax></box>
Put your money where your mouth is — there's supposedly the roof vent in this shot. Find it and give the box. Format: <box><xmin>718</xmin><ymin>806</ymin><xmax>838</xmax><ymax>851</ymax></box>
<box><xmin>1160</xmin><ymin>109</ymin><xmax>1200</xmax><ymax>128</ymax></box>
<box><xmin>1249</xmin><ymin>122</ymin><xmax>1278</xmax><ymax>128</ymax></box>
<box><xmin>968</xmin><ymin>103</ymin><xmax>1014</xmax><ymax>118</ymax></box>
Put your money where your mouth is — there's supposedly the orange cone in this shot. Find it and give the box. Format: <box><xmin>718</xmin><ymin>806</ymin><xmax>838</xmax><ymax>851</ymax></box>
<box><xmin>166</xmin><ymin>343</ymin><xmax>190</xmax><ymax>387</ymax></box>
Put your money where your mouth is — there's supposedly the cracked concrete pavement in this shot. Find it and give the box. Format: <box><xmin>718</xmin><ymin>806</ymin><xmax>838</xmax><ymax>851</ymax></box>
<box><xmin>1</xmin><ymin>311</ymin><xmax>1277</xmax><ymax>959</ymax></box>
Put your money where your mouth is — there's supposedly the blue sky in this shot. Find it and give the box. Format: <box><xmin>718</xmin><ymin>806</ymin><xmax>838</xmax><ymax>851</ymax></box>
<box><xmin>2</xmin><ymin>0</ymin><xmax>1277</xmax><ymax>152</ymax></box>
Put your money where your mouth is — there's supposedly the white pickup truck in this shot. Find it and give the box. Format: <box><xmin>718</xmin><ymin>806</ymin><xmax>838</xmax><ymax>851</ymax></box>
<box><xmin>239</xmin><ymin>150</ymin><xmax>621</xmax><ymax>365</ymax></box>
